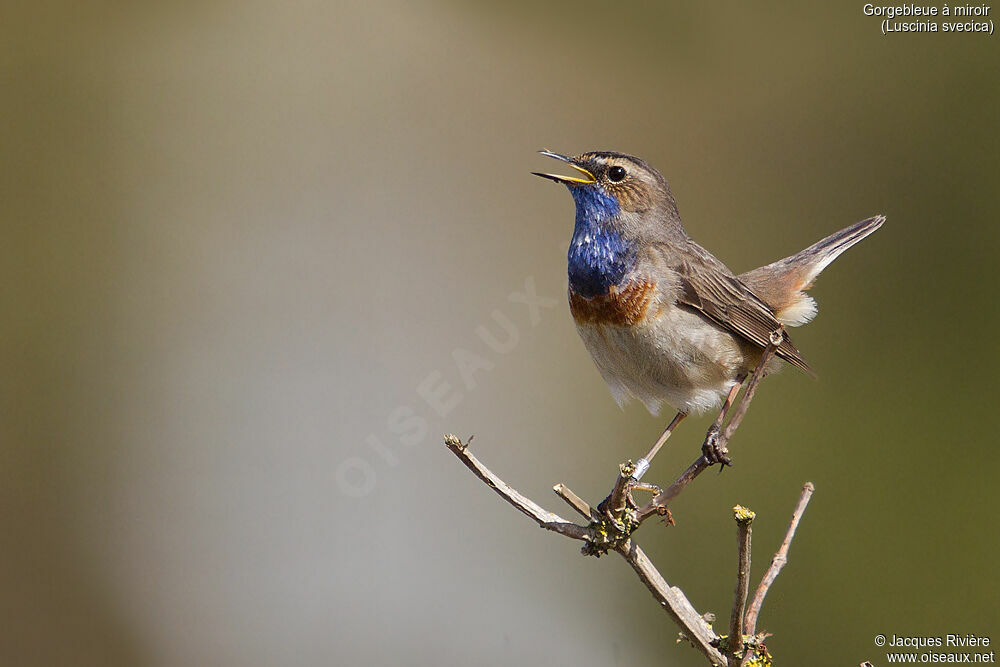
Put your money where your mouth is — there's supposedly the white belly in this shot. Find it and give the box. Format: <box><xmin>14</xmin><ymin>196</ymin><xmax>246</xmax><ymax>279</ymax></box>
<box><xmin>575</xmin><ymin>303</ymin><xmax>747</xmax><ymax>416</ymax></box>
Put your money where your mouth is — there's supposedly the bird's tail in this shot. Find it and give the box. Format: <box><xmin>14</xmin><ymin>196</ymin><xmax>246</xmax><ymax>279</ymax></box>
<box><xmin>739</xmin><ymin>215</ymin><xmax>885</xmax><ymax>327</ymax></box>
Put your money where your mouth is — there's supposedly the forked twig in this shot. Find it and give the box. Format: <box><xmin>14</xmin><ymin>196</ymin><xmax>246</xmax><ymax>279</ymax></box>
<box><xmin>444</xmin><ymin>435</ymin><xmax>725</xmax><ymax>665</ymax></box>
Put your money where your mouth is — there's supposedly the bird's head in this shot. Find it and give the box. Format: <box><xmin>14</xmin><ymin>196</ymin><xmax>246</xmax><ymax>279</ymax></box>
<box><xmin>532</xmin><ymin>150</ymin><xmax>680</xmax><ymax>226</ymax></box>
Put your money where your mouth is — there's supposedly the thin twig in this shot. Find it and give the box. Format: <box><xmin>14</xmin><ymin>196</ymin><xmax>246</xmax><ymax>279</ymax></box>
<box><xmin>444</xmin><ymin>434</ymin><xmax>726</xmax><ymax>666</ymax></box>
<box><xmin>553</xmin><ymin>483</ymin><xmax>597</xmax><ymax>521</ymax></box>
<box><xmin>444</xmin><ymin>435</ymin><xmax>590</xmax><ymax>541</ymax></box>
<box><xmin>616</xmin><ymin>540</ymin><xmax>726</xmax><ymax>665</ymax></box>
<box><xmin>743</xmin><ymin>482</ymin><xmax>815</xmax><ymax>637</ymax></box>
<box><xmin>636</xmin><ymin>457</ymin><xmax>710</xmax><ymax>523</ymax></box>
<box><xmin>729</xmin><ymin>506</ymin><xmax>755</xmax><ymax>667</ymax></box>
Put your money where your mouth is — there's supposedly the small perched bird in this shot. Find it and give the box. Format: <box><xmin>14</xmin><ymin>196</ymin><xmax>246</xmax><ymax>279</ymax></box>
<box><xmin>534</xmin><ymin>150</ymin><xmax>883</xmax><ymax>467</ymax></box>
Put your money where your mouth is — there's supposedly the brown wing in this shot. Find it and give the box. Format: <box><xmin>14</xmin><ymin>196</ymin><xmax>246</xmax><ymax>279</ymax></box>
<box><xmin>654</xmin><ymin>241</ymin><xmax>815</xmax><ymax>377</ymax></box>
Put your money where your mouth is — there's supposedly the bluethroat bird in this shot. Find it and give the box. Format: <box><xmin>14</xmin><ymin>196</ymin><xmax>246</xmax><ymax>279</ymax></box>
<box><xmin>534</xmin><ymin>150</ymin><xmax>883</xmax><ymax>473</ymax></box>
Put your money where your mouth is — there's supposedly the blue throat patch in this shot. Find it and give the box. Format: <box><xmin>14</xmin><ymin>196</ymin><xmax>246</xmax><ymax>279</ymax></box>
<box><xmin>567</xmin><ymin>186</ymin><xmax>634</xmax><ymax>298</ymax></box>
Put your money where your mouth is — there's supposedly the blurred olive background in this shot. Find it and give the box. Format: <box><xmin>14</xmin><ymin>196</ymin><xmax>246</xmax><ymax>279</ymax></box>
<box><xmin>3</xmin><ymin>1</ymin><xmax>997</xmax><ymax>665</ymax></box>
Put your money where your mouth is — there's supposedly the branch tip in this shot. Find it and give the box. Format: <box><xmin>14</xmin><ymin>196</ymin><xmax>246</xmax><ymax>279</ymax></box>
<box><xmin>733</xmin><ymin>505</ymin><xmax>756</xmax><ymax>524</ymax></box>
<box><xmin>443</xmin><ymin>433</ymin><xmax>467</xmax><ymax>451</ymax></box>
<box><xmin>553</xmin><ymin>483</ymin><xmax>596</xmax><ymax>521</ymax></box>
<box><xmin>729</xmin><ymin>506</ymin><xmax>754</xmax><ymax>666</ymax></box>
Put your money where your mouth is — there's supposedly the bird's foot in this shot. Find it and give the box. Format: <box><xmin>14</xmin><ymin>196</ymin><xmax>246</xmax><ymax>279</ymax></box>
<box><xmin>625</xmin><ymin>481</ymin><xmax>662</xmax><ymax>510</ymax></box>
<box><xmin>702</xmin><ymin>425</ymin><xmax>733</xmax><ymax>467</ymax></box>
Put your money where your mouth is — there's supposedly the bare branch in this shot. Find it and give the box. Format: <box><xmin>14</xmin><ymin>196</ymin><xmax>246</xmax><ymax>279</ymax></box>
<box><xmin>444</xmin><ymin>434</ymin><xmax>591</xmax><ymax>541</ymax></box>
<box><xmin>636</xmin><ymin>456</ymin><xmax>710</xmax><ymax>523</ymax></box>
<box><xmin>728</xmin><ymin>506</ymin><xmax>755</xmax><ymax>666</ymax></box>
<box><xmin>744</xmin><ymin>482</ymin><xmax>815</xmax><ymax>637</ymax></box>
<box><xmin>616</xmin><ymin>540</ymin><xmax>725</xmax><ymax>665</ymax></box>
<box><xmin>553</xmin><ymin>483</ymin><xmax>597</xmax><ymax>521</ymax></box>
<box><xmin>444</xmin><ymin>434</ymin><xmax>726</xmax><ymax>666</ymax></box>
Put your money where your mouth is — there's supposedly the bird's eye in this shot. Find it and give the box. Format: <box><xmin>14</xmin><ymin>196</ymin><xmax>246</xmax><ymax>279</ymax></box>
<box><xmin>607</xmin><ymin>165</ymin><xmax>627</xmax><ymax>182</ymax></box>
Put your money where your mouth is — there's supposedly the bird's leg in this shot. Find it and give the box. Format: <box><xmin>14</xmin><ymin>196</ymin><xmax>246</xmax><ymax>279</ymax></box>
<box><xmin>631</xmin><ymin>411</ymin><xmax>687</xmax><ymax>482</ymax></box>
<box><xmin>599</xmin><ymin>411</ymin><xmax>685</xmax><ymax>523</ymax></box>
<box><xmin>702</xmin><ymin>379</ymin><xmax>744</xmax><ymax>466</ymax></box>
<box><xmin>703</xmin><ymin>341</ymin><xmax>779</xmax><ymax>466</ymax></box>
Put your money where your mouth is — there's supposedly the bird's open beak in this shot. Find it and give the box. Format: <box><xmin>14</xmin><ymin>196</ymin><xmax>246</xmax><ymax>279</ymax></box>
<box><xmin>532</xmin><ymin>150</ymin><xmax>596</xmax><ymax>185</ymax></box>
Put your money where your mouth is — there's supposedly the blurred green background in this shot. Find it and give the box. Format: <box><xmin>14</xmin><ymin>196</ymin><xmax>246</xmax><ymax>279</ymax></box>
<box><xmin>3</xmin><ymin>1</ymin><xmax>997</xmax><ymax>665</ymax></box>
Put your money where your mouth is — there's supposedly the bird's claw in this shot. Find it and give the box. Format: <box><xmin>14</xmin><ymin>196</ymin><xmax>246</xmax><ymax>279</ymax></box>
<box><xmin>702</xmin><ymin>425</ymin><xmax>733</xmax><ymax>467</ymax></box>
